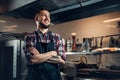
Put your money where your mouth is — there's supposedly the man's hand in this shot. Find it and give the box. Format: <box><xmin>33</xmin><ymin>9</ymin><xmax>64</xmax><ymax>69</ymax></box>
<box><xmin>47</xmin><ymin>55</ymin><xmax>65</xmax><ymax>64</ymax></box>
<box><xmin>50</xmin><ymin>51</ymin><xmax>57</xmax><ymax>57</ymax></box>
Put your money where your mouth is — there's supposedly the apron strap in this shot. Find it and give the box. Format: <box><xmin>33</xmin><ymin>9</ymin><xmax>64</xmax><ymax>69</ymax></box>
<box><xmin>35</xmin><ymin>30</ymin><xmax>54</xmax><ymax>43</ymax></box>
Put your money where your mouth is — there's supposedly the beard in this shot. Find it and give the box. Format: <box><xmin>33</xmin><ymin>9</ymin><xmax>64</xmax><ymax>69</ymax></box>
<box><xmin>38</xmin><ymin>21</ymin><xmax>50</xmax><ymax>29</ymax></box>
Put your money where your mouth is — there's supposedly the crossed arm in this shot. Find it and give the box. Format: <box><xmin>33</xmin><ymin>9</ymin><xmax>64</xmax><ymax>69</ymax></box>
<box><xmin>28</xmin><ymin>47</ymin><xmax>65</xmax><ymax>64</ymax></box>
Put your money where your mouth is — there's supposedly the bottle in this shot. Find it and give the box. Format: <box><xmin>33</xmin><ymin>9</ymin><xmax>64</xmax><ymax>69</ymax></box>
<box><xmin>82</xmin><ymin>38</ymin><xmax>90</xmax><ymax>52</ymax></box>
<box><xmin>76</xmin><ymin>38</ymin><xmax>82</xmax><ymax>52</ymax></box>
<box><xmin>71</xmin><ymin>33</ymin><xmax>77</xmax><ymax>52</ymax></box>
<box><xmin>66</xmin><ymin>38</ymin><xmax>72</xmax><ymax>52</ymax></box>
<box><xmin>62</xmin><ymin>38</ymin><xmax>66</xmax><ymax>51</ymax></box>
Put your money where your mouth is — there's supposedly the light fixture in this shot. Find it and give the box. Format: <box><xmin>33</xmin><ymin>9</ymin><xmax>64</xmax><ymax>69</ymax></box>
<box><xmin>104</xmin><ymin>17</ymin><xmax>120</xmax><ymax>23</ymax></box>
<box><xmin>2</xmin><ymin>25</ymin><xmax>18</xmax><ymax>32</ymax></box>
<box><xmin>0</xmin><ymin>20</ymin><xmax>6</xmax><ymax>23</ymax></box>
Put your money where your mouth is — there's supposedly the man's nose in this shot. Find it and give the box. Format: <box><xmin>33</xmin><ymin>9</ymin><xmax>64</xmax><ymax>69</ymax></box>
<box><xmin>45</xmin><ymin>15</ymin><xmax>50</xmax><ymax>20</ymax></box>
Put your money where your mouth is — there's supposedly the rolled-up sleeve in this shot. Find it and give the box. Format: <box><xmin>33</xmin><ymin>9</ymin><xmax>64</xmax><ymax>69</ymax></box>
<box><xmin>56</xmin><ymin>35</ymin><xmax>66</xmax><ymax>61</ymax></box>
<box><xmin>23</xmin><ymin>34</ymin><xmax>34</xmax><ymax>62</ymax></box>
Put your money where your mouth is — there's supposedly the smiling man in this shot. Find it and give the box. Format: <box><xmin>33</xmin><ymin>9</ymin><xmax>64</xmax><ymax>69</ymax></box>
<box><xmin>23</xmin><ymin>9</ymin><xmax>66</xmax><ymax>80</ymax></box>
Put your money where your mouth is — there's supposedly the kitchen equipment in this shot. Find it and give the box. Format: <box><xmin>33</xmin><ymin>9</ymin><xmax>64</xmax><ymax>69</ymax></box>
<box><xmin>0</xmin><ymin>34</ymin><xmax>27</xmax><ymax>80</ymax></box>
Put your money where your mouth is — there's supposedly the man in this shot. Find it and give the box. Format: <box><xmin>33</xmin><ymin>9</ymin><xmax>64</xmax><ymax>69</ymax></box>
<box><xmin>23</xmin><ymin>9</ymin><xmax>66</xmax><ymax>80</ymax></box>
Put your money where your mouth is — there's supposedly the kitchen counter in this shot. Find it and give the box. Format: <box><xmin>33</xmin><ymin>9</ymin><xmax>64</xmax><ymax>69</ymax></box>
<box><xmin>66</xmin><ymin>50</ymin><xmax>120</xmax><ymax>55</ymax></box>
<box><xmin>66</xmin><ymin>51</ymin><xmax>100</xmax><ymax>55</ymax></box>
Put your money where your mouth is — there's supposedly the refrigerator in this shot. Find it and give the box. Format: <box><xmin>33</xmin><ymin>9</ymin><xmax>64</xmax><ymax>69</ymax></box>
<box><xmin>0</xmin><ymin>34</ymin><xmax>27</xmax><ymax>80</ymax></box>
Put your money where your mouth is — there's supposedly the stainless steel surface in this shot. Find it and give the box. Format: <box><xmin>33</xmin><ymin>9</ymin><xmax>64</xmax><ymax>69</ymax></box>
<box><xmin>0</xmin><ymin>35</ymin><xmax>27</xmax><ymax>80</ymax></box>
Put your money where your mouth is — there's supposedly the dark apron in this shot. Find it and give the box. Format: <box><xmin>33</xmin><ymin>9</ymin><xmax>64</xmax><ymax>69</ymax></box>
<box><xmin>25</xmin><ymin>31</ymin><xmax>62</xmax><ymax>80</ymax></box>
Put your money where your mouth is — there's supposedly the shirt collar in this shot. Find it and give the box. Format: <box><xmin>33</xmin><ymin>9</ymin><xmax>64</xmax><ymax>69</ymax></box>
<box><xmin>36</xmin><ymin>29</ymin><xmax>50</xmax><ymax>35</ymax></box>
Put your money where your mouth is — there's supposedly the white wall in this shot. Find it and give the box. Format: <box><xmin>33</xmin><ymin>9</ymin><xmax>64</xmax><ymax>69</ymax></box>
<box><xmin>50</xmin><ymin>11</ymin><xmax>120</xmax><ymax>39</ymax></box>
<box><xmin>50</xmin><ymin>11</ymin><xmax>120</xmax><ymax>47</ymax></box>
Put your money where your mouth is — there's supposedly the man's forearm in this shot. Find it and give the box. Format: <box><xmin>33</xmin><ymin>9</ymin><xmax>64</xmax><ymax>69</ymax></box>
<box><xmin>31</xmin><ymin>51</ymin><xmax>57</xmax><ymax>64</ymax></box>
<box><xmin>28</xmin><ymin>47</ymin><xmax>57</xmax><ymax>64</ymax></box>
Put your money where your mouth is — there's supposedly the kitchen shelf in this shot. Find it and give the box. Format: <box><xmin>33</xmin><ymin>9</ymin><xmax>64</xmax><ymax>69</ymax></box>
<box><xmin>65</xmin><ymin>51</ymin><xmax>100</xmax><ymax>55</ymax></box>
<box><xmin>65</xmin><ymin>50</ymin><xmax>120</xmax><ymax>55</ymax></box>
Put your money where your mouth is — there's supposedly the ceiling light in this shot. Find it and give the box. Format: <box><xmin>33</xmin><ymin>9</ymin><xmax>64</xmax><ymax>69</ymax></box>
<box><xmin>2</xmin><ymin>28</ymin><xmax>15</xmax><ymax>32</ymax></box>
<box><xmin>104</xmin><ymin>17</ymin><xmax>120</xmax><ymax>23</ymax></box>
<box><xmin>0</xmin><ymin>20</ymin><xmax>6</xmax><ymax>23</ymax></box>
<box><xmin>4</xmin><ymin>25</ymin><xmax>18</xmax><ymax>29</ymax></box>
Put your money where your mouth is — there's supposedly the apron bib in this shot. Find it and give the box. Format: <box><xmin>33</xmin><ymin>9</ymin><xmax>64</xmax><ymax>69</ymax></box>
<box><xmin>25</xmin><ymin>31</ymin><xmax>62</xmax><ymax>80</ymax></box>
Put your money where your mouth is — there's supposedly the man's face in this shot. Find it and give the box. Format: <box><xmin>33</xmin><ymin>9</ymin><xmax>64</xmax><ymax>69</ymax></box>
<box><xmin>37</xmin><ymin>10</ymin><xmax>51</xmax><ymax>28</ymax></box>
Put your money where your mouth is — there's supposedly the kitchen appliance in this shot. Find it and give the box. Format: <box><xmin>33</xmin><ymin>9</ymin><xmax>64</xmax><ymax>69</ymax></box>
<box><xmin>0</xmin><ymin>33</ymin><xmax>27</xmax><ymax>80</ymax></box>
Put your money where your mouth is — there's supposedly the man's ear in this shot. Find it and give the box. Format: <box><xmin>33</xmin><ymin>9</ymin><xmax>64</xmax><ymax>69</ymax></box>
<box><xmin>34</xmin><ymin>12</ymin><xmax>39</xmax><ymax>21</ymax></box>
